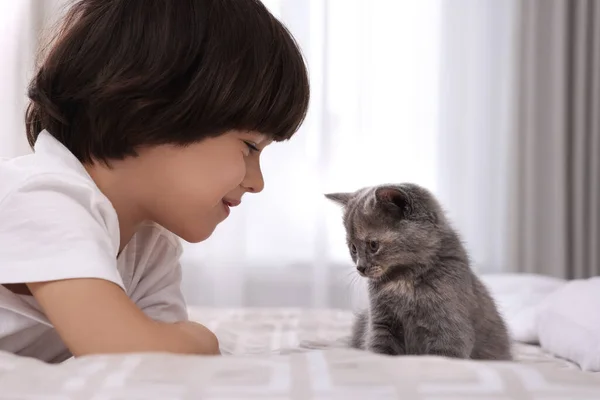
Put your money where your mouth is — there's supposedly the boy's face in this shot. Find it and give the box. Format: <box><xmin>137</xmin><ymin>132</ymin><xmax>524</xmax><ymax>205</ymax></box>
<box><xmin>138</xmin><ymin>130</ymin><xmax>272</xmax><ymax>242</ymax></box>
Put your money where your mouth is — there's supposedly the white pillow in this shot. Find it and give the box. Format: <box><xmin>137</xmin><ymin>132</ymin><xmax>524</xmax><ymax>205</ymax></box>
<box><xmin>536</xmin><ymin>277</ymin><xmax>600</xmax><ymax>371</ymax></box>
<box><xmin>480</xmin><ymin>273</ymin><xmax>566</xmax><ymax>343</ymax></box>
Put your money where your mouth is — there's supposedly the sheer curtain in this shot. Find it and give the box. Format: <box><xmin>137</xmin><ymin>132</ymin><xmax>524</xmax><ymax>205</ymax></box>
<box><xmin>0</xmin><ymin>0</ymin><xmax>67</xmax><ymax>159</ymax></box>
<box><xmin>0</xmin><ymin>1</ymin><xmax>523</xmax><ymax>308</ymax></box>
<box><xmin>0</xmin><ymin>1</ymin><xmax>37</xmax><ymax>159</ymax></box>
<box><xmin>180</xmin><ymin>0</ymin><xmax>524</xmax><ymax>308</ymax></box>
<box><xmin>180</xmin><ymin>0</ymin><xmax>443</xmax><ymax>308</ymax></box>
<box><xmin>436</xmin><ymin>0</ymin><xmax>519</xmax><ymax>274</ymax></box>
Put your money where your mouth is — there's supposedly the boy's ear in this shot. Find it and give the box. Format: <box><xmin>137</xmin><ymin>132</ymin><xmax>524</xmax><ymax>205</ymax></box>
<box><xmin>325</xmin><ymin>192</ymin><xmax>353</xmax><ymax>206</ymax></box>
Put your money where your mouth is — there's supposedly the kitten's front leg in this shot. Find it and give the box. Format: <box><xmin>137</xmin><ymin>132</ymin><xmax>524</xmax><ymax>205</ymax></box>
<box><xmin>406</xmin><ymin>315</ymin><xmax>474</xmax><ymax>359</ymax></box>
<box><xmin>426</xmin><ymin>334</ymin><xmax>473</xmax><ymax>359</ymax></box>
<box><xmin>350</xmin><ymin>310</ymin><xmax>368</xmax><ymax>349</ymax></box>
<box><xmin>366</xmin><ymin>317</ymin><xmax>404</xmax><ymax>356</ymax></box>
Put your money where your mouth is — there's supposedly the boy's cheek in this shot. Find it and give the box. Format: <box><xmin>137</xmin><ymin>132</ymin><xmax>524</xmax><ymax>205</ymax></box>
<box><xmin>146</xmin><ymin>153</ymin><xmax>245</xmax><ymax>241</ymax></box>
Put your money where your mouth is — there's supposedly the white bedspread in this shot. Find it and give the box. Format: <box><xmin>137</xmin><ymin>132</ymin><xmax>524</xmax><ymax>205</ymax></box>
<box><xmin>0</xmin><ymin>307</ymin><xmax>598</xmax><ymax>399</ymax></box>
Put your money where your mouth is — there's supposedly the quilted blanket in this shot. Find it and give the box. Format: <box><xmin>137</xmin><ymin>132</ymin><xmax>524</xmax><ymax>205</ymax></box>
<box><xmin>0</xmin><ymin>307</ymin><xmax>598</xmax><ymax>399</ymax></box>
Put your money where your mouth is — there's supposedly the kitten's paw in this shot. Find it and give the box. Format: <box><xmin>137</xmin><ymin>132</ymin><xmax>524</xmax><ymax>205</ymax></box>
<box><xmin>367</xmin><ymin>344</ymin><xmax>399</xmax><ymax>356</ymax></box>
<box><xmin>349</xmin><ymin>334</ymin><xmax>366</xmax><ymax>350</ymax></box>
<box><xmin>427</xmin><ymin>348</ymin><xmax>469</xmax><ymax>359</ymax></box>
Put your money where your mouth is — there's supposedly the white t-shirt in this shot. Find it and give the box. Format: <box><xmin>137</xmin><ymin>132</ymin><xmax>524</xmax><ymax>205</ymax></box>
<box><xmin>0</xmin><ymin>130</ymin><xmax>188</xmax><ymax>363</ymax></box>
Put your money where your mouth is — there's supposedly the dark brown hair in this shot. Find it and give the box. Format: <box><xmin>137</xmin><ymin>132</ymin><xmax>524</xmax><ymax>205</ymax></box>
<box><xmin>26</xmin><ymin>0</ymin><xmax>310</xmax><ymax>163</ymax></box>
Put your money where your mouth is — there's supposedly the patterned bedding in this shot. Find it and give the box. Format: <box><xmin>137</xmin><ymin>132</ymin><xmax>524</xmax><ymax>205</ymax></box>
<box><xmin>0</xmin><ymin>307</ymin><xmax>598</xmax><ymax>399</ymax></box>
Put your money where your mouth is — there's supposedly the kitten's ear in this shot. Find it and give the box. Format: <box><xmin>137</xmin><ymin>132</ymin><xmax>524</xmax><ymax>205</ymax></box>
<box><xmin>375</xmin><ymin>187</ymin><xmax>411</xmax><ymax>215</ymax></box>
<box><xmin>325</xmin><ymin>192</ymin><xmax>353</xmax><ymax>206</ymax></box>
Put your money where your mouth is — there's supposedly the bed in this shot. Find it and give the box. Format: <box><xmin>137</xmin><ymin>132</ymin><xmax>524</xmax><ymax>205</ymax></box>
<box><xmin>0</xmin><ymin>307</ymin><xmax>598</xmax><ymax>399</ymax></box>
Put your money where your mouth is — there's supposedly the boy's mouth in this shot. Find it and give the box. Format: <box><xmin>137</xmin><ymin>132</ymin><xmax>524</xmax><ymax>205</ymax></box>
<box><xmin>222</xmin><ymin>198</ymin><xmax>241</xmax><ymax>207</ymax></box>
<box><xmin>222</xmin><ymin>198</ymin><xmax>241</xmax><ymax>216</ymax></box>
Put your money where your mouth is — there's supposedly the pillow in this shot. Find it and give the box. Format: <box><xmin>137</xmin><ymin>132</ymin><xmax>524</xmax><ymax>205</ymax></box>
<box><xmin>536</xmin><ymin>277</ymin><xmax>600</xmax><ymax>371</ymax></box>
<box><xmin>481</xmin><ymin>273</ymin><xmax>566</xmax><ymax>343</ymax></box>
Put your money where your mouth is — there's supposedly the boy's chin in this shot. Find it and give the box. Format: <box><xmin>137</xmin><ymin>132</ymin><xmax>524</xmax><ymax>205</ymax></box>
<box><xmin>179</xmin><ymin>227</ymin><xmax>217</xmax><ymax>244</ymax></box>
<box><xmin>173</xmin><ymin>222</ymin><xmax>219</xmax><ymax>244</ymax></box>
<box><xmin>163</xmin><ymin>209</ymin><xmax>226</xmax><ymax>243</ymax></box>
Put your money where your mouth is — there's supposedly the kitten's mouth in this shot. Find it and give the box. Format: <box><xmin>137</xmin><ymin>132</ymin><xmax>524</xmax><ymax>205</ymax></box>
<box><xmin>360</xmin><ymin>266</ymin><xmax>387</xmax><ymax>280</ymax></box>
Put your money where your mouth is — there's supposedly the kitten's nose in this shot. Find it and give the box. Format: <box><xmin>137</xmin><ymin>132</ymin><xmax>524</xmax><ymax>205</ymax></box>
<box><xmin>357</xmin><ymin>265</ymin><xmax>367</xmax><ymax>274</ymax></box>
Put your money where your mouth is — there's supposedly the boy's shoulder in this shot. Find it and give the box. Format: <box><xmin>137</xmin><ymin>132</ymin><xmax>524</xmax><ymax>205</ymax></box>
<box><xmin>0</xmin><ymin>132</ymin><xmax>182</xmax><ymax>259</ymax></box>
<box><xmin>0</xmin><ymin>131</ymin><xmax>99</xmax><ymax>205</ymax></box>
<box><xmin>0</xmin><ymin>133</ymin><xmax>122</xmax><ymax>259</ymax></box>
<box><xmin>0</xmin><ymin>157</ymin><xmax>81</xmax><ymax>200</ymax></box>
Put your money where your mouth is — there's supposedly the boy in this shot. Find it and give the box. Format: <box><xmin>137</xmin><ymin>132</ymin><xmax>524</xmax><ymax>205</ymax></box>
<box><xmin>0</xmin><ymin>0</ymin><xmax>309</xmax><ymax>362</ymax></box>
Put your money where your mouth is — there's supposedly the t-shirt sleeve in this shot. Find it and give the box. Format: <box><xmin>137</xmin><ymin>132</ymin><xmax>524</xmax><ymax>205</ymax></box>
<box><xmin>0</xmin><ymin>175</ymin><xmax>124</xmax><ymax>289</ymax></box>
<box><xmin>129</xmin><ymin>231</ymin><xmax>188</xmax><ymax>323</ymax></box>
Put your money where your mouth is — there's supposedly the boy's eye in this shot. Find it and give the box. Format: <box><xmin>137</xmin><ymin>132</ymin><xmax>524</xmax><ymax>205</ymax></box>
<box><xmin>244</xmin><ymin>141</ymin><xmax>259</xmax><ymax>153</ymax></box>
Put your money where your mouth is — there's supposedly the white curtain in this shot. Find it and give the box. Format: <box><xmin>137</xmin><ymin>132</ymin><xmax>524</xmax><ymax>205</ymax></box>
<box><xmin>0</xmin><ymin>0</ymin><xmax>521</xmax><ymax>309</ymax></box>
<box><xmin>180</xmin><ymin>0</ymin><xmax>445</xmax><ymax>308</ymax></box>
<box><xmin>181</xmin><ymin>0</ymin><xmax>523</xmax><ymax>308</ymax></box>
<box><xmin>436</xmin><ymin>0</ymin><xmax>519</xmax><ymax>275</ymax></box>
<box><xmin>0</xmin><ymin>1</ymin><xmax>36</xmax><ymax>159</ymax></box>
<box><xmin>0</xmin><ymin>0</ymin><xmax>67</xmax><ymax>159</ymax></box>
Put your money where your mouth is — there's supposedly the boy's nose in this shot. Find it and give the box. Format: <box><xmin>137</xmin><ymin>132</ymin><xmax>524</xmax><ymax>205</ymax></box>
<box><xmin>242</xmin><ymin>163</ymin><xmax>264</xmax><ymax>193</ymax></box>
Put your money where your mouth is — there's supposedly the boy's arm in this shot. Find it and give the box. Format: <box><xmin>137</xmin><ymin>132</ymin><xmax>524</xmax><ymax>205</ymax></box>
<box><xmin>128</xmin><ymin>230</ymin><xmax>189</xmax><ymax>324</ymax></box>
<box><xmin>121</xmin><ymin>230</ymin><xmax>223</xmax><ymax>354</ymax></box>
<box><xmin>0</xmin><ymin>176</ymin><xmax>218</xmax><ymax>357</ymax></box>
<box><xmin>27</xmin><ymin>278</ymin><xmax>220</xmax><ymax>356</ymax></box>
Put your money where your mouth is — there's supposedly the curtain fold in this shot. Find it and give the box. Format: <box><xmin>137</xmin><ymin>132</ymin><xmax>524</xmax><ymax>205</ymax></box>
<box><xmin>566</xmin><ymin>0</ymin><xmax>600</xmax><ymax>278</ymax></box>
<box><xmin>511</xmin><ymin>0</ymin><xmax>600</xmax><ymax>279</ymax></box>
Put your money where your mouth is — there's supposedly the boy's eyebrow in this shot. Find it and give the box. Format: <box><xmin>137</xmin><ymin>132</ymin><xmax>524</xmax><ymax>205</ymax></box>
<box><xmin>257</xmin><ymin>135</ymin><xmax>271</xmax><ymax>145</ymax></box>
<box><xmin>244</xmin><ymin>131</ymin><xmax>269</xmax><ymax>144</ymax></box>
<box><xmin>259</xmin><ymin>138</ymin><xmax>274</xmax><ymax>149</ymax></box>
<box><xmin>239</xmin><ymin>130</ymin><xmax>273</xmax><ymax>149</ymax></box>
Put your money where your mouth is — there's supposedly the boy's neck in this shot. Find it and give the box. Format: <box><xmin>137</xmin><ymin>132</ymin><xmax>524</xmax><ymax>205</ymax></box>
<box><xmin>84</xmin><ymin>162</ymin><xmax>147</xmax><ymax>254</ymax></box>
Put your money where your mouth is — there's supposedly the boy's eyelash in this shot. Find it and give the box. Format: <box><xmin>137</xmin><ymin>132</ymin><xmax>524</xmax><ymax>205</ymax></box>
<box><xmin>244</xmin><ymin>141</ymin><xmax>259</xmax><ymax>153</ymax></box>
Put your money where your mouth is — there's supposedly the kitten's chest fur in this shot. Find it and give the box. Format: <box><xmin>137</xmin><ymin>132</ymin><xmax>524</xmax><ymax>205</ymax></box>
<box><xmin>369</xmin><ymin>273</ymin><xmax>426</xmax><ymax>312</ymax></box>
<box><xmin>369</xmin><ymin>277</ymin><xmax>430</xmax><ymax>328</ymax></box>
<box><xmin>355</xmin><ymin>268</ymin><xmax>512</xmax><ymax>360</ymax></box>
<box><xmin>362</xmin><ymin>277</ymin><xmax>428</xmax><ymax>354</ymax></box>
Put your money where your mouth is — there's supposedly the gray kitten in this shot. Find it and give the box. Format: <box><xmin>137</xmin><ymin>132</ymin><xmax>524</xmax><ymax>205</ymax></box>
<box><xmin>326</xmin><ymin>183</ymin><xmax>512</xmax><ymax>360</ymax></box>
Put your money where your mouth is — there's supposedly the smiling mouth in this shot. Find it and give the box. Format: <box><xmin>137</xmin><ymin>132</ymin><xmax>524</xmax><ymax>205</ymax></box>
<box><xmin>222</xmin><ymin>199</ymin><xmax>241</xmax><ymax>216</ymax></box>
<box><xmin>222</xmin><ymin>199</ymin><xmax>241</xmax><ymax>208</ymax></box>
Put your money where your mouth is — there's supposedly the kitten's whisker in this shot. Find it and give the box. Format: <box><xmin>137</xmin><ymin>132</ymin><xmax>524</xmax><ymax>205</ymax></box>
<box><xmin>345</xmin><ymin>269</ymin><xmax>361</xmax><ymax>284</ymax></box>
<box><xmin>348</xmin><ymin>273</ymin><xmax>361</xmax><ymax>292</ymax></box>
<box><xmin>348</xmin><ymin>273</ymin><xmax>357</xmax><ymax>285</ymax></box>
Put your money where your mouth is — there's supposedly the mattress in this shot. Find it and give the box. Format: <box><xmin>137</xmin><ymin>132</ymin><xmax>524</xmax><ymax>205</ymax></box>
<box><xmin>0</xmin><ymin>307</ymin><xmax>598</xmax><ymax>399</ymax></box>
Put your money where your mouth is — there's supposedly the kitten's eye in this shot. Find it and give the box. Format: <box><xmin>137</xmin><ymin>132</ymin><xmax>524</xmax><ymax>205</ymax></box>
<box><xmin>368</xmin><ymin>240</ymin><xmax>379</xmax><ymax>252</ymax></box>
<box><xmin>350</xmin><ymin>244</ymin><xmax>357</xmax><ymax>254</ymax></box>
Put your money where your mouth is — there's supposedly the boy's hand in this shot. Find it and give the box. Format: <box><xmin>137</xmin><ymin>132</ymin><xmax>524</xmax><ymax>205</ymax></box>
<box><xmin>26</xmin><ymin>278</ymin><xmax>219</xmax><ymax>357</ymax></box>
<box><xmin>173</xmin><ymin>321</ymin><xmax>221</xmax><ymax>355</ymax></box>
